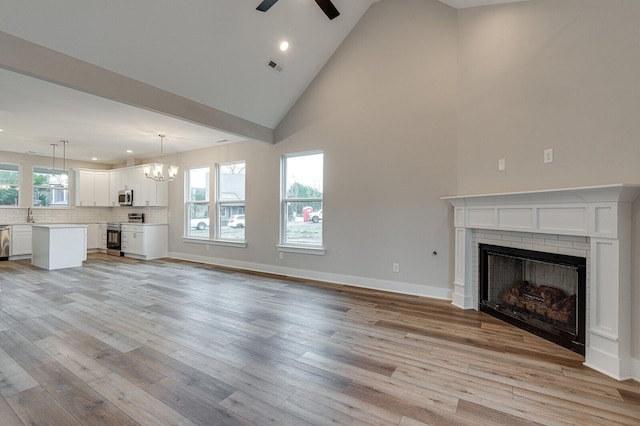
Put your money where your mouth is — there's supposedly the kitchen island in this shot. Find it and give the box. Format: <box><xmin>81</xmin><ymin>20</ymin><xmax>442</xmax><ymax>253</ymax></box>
<box><xmin>32</xmin><ymin>224</ymin><xmax>87</xmax><ymax>270</ymax></box>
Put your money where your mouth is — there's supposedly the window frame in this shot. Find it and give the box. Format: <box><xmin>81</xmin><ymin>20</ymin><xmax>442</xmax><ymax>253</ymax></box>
<box><xmin>278</xmin><ymin>150</ymin><xmax>325</xmax><ymax>255</ymax></box>
<box><xmin>32</xmin><ymin>166</ymin><xmax>70</xmax><ymax>208</ymax></box>
<box><xmin>184</xmin><ymin>166</ymin><xmax>211</xmax><ymax>239</ymax></box>
<box><xmin>215</xmin><ymin>161</ymin><xmax>246</xmax><ymax>242</ymax></box>
<box><xmin>0</xmin><ymin>162</ymin><xmax>21</xmax><ymax>207</ymax></box>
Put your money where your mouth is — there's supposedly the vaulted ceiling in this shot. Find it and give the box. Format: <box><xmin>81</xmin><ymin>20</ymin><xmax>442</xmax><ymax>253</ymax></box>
<box><xmin>0</xmin><ymin>0</ymin><xmax>526</xmax><ymax>164</ymax></box>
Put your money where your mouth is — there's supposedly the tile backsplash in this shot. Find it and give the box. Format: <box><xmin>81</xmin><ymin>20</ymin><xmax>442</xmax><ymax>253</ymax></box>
<box><xmin>0</xmin><ymin>207</ymin><xmax>167</xmax><ymax>224</ymax></box>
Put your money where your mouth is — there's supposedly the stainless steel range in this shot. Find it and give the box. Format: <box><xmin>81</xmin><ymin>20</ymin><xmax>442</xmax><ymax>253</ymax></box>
<box><xmin>0</xmin><ymin>225</ymin><xmax>9</xmax><ymax>260</ymax></box>
<box><xmin>106</xmin><ymin>222</ymin><xmax>122</xmax><ymax>256</ymax></box>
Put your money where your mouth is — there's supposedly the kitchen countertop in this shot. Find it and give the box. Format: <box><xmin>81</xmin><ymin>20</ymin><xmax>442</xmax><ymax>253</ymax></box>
<box><xmin>32</xmin><ymin>224</ymin><xmax>88</xmax><ymax>228</ymax></box>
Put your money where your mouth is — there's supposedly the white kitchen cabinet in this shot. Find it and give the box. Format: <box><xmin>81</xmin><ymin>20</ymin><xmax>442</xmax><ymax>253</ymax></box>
<box><xmin>11</xmin><ymin>224</ymin><xmax>32</xmax><ymax>256</ymax></box>
<box><xmin>121</xmin><ymin>224</ymin><xmax>167</xmax><ymax>260</ymax></box>
<box><xmin>32</xmin><ymin>224</ymin><xmax>87</xmax><ymax>270</ymax></box>
<box><xmin>109</xmin><ymin>170</ymin><xmax>123</xmax><ymax>207</ymax></box>
<box><xmin>132</xmin><ymin>166</ymin><xmax>158</xmax><ymax>207</ymax></box>
<box><xmin>75</xmin><ymin>169</ymin><xmax>110</xmax><ymax>207</ymax></box>
<box><xmin>94</xmin><ymin>171</ymin><xmax>110</xmax><ymax>206</ymax></box>
<box><xmin>86</xmin><ymin>223</ymin><xmax>101</xmax><ymax>250</ymax></box>
<box><xmin>99</xmin><ymin>223</ymin><xmax>107</xmax><ymax>250</ymax></box>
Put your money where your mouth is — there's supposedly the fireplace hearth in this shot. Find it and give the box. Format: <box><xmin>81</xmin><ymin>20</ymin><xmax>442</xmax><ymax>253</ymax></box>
<box><xmin>479</xmin><ymin>244</ymin><xmax>586</xmax><ymax>354</ymax></box>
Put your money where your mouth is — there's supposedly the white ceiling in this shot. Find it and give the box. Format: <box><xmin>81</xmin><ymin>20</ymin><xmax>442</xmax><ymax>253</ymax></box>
<box><xmin>0</xmin><ymin>0</ymin><xmax>526</xmax><ymax>165</ymax></box>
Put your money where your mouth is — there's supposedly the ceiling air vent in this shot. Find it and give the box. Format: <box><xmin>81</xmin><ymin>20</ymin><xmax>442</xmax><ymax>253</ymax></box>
<box><xmin>266</xmin><ymin>59</ymin><xmax>284</xmax><ymax>73</ymax></box>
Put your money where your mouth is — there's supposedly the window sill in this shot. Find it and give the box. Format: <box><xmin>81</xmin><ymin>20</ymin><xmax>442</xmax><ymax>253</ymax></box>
<box><xmin>277</xmin><ymin>244</ymin><xmax>325</xmax><ymax>256</ymax></box>
<box><xmin>182</xmin><ymin>237</ymin><xmax>247</xmax><ymax>248</ymax></box>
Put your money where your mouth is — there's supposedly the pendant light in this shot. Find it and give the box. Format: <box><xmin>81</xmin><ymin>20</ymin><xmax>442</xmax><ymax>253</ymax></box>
<box><xmin>59</xmin><ymin>140</ymin><xmax>68</xmax><ymax>186</ymax></box>
<box><xmin>50</xmin><ymin>142</ymin><xmax>57</xmax><ymax>179</ymax></box>
<box><xmin>144</xmin><ymin>134</ymin><xmax>178</xmax><ymax>182</ymax></box>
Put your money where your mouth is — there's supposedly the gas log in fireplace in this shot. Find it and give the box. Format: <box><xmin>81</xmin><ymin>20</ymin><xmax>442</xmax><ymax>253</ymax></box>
<box><xmin>479</xmin><ymin>244</ymin><xmax>586</xmax><ymax>355</ymax></box>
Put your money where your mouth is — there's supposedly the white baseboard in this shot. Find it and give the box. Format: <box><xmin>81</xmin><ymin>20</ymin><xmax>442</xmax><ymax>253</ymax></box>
<box><xmin>167</xmin><ymin>251</ymin><xmax>452</xmax><ymax>300</ymax></box>
<box><xmin>632</xmin><ymin>357</ymin><xmax>640</xmax><ymax>382</ymax></box>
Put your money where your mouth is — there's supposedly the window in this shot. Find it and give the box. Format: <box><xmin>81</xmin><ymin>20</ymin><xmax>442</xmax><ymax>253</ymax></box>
<box><xmin>217</xmin><ymin>162</ymin><xmax>246</xmax><ymax>241</ymax></box>
<box><xmin>33</xmin><ymin>167</ymin><xmax>69</xmax><ymax>207</ymax></box>
<box><xmin>185</xmin><ymin>167</ymin><xmax>210</xmax><ymax>238</ymax></box>
<box><xmin>0</xmin><ymin>163</ymin><xmax>20</xmax><ymax>206</ymax></box>
<box><xmin>281</xmin><ymin>151</ymin><xmax>323</xmax><ymax>249</ymax></box>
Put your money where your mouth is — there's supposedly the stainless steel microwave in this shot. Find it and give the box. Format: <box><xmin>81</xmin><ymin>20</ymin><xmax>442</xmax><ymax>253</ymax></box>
<box><xmin>118</xmin><ymin>189</ymin><xmax>133</xmax><ymax>206</ymax></box>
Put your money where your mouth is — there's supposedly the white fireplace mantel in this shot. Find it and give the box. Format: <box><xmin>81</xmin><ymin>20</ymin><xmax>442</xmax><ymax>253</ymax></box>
<box><xmin>443</xmin><ymin>184</ymin><xmax>640</xmax><ymax>381</ymax></box>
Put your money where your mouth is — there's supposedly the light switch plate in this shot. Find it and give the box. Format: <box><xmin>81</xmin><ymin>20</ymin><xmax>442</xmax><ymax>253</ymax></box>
<box><xmin>544</xmin><ymin>149</ymin><xmax>554</xmax><ymax>163</ymax></box>
<box><xmin>498</xmin><ymin>158</ymin><xmax>506</xmax><ymax>171</ymax></box>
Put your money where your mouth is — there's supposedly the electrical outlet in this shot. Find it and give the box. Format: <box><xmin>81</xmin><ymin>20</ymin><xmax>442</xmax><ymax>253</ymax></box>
<box><xmin>544</xmin><ymin>148</ymin><xmax>554</xmax><ymax>164</ymax></box>
<box><xmin>392</xmin><ymin>263</ymin><xmax>400</xmax><ymax>273</ymax></box>
<box><xmin>206</xmin><ymin>245</ymin><xmax>209</xmax><ymax>251</ymax></box>
<box><xmin>279</xmin><ymin>252</ymin><xmax>284</xmax><ymax>259</ymax></box>
<box><xmin>498</xmin><ymin>158</ymin><xmax>506</xmax><ymax>172</ymax></box>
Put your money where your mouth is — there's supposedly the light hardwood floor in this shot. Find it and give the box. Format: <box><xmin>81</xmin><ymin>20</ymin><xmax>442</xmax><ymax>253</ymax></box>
<box><xmin>0</xmin><ymin>253</ymin><xmax>639</xmax><ymax>425</ymax></box>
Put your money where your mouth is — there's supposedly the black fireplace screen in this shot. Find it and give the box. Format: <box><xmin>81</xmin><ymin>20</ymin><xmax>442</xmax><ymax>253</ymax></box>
<box><xmin>479</xmin><ymin>244</ymin><xmax>586</xmax><ymax>355</ymax></box>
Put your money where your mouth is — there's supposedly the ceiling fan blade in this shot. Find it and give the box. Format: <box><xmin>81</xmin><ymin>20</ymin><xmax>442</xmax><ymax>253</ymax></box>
<box><xmin>315</xmin><ymin>0</ymin><xmax>340</xmax><ymax>20</ymax></box>
<box><xmin>256</xmin><ymin>0</ymin><xmax>279</xmax><ymax>12</ymax></box>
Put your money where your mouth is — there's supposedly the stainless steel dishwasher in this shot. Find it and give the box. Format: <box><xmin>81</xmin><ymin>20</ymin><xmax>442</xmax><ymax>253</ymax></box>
<box><xmin>0</xmin><ymin>225</ymin><xmax>9</xmax><ymax>260</ymax></box>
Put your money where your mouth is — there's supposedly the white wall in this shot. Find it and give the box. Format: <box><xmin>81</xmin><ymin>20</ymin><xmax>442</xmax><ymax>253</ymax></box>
<box><xmin>167</xmin><ymin>0</ymin><xmax>459</xmax><ymax>299</ymax></box>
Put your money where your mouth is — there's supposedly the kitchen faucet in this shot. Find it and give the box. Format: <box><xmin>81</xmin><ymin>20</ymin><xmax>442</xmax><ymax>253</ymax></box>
<box><xmin>27</xmin><ymin>207</ymin><xmax>35</xmax><ymax>223</ymax></box>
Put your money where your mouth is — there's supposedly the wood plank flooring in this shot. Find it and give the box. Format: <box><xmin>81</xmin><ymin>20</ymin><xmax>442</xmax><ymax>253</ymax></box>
<box><xmin>1</xmin><ymin>253</ymin><xmax>639</xmax><ymax>425</ymax></box>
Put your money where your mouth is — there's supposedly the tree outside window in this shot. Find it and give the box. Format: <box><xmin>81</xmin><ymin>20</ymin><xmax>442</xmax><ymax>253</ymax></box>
<box><xmin>0</xmin><ymin>163</ymin><xmax>19</xmax><ymax>206</ymax></box>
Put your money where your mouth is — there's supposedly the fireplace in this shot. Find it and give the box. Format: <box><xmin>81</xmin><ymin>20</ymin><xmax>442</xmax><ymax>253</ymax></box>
<box><xmin>443</xmin><ymin>184</ymin><xmax>640</xmax><ymax>380</ymax></box>
<box><xmin>479</xmin><ymin>244</ymin><xmax>586</xmax><ymax>354</ymax></box>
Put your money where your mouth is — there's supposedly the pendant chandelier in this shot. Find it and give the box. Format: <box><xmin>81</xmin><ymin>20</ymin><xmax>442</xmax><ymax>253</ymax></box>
<box><xmin>144</xmin><ymin>134</ymin><xmax>178</xmax><ymax>182</ymax></box>
<box><xmin>50</xmin><ymin>140</ymin><xmax>69</xmax><ymax>186</ymax></box>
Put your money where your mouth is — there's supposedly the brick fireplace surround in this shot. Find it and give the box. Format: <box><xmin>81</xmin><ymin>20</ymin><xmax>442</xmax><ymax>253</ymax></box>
<box><xmin>444</xmin><ymin>184</ymin><xmax>640</xmax><ymax>381</ymax></box>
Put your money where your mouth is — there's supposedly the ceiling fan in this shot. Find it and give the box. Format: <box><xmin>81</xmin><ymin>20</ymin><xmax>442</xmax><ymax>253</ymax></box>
<box><xmin>256</xmin><ymin>0</ymin><xmax>340</xmax><ymax>20</ymax></box>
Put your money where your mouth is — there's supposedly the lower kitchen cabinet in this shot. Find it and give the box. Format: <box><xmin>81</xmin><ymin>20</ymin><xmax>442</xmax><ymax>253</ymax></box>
<box><xmin>86</xmin><ymin>223</ymin><xmax>101</xmax><ymax>250</ymax></box>
<box><xmin>99</xmin><ymin>223</ymin><xmax>107</xmax><ymax>250</ymax></box>
<box><xmin>121</xmin><ymin>224</ymin><xmax>167</xmax><ymax>260</ymax></box>
<box><xmin>11</xmin><ymin>225</ymin><xmax>32</xmax><ymax>257</ymax></box>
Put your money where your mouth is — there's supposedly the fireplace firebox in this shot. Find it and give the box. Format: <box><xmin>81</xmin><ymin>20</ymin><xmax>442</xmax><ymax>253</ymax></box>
<box><xmin>479</xmin><ymin>244</ymin><xmax>586</xmax><ymax>355</ymax></box>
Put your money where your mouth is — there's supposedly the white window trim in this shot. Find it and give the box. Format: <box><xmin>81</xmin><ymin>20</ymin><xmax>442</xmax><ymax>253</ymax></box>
<box><xmin>280</xmin><ymin>150</ymin><xmax>324</xmax><ymax>251</ymax></box>
<box><xmin>277</xmin><ymin>244</ymin><xmax>325</xmax><ymax>256</ymax></box>
<box><xmin>184</xmin><ymin>165</ymin><xmax>211</xmax><ymax>239</ymax></box>
<box><xmin>182</xmin><ymin>237</ymin><xmax>247</xmax><ymax>248</ymax></box>
<box><xmin>215</xmin><ymin>161</ymin><xmax>246</xmax><ymax>243</ymax></box>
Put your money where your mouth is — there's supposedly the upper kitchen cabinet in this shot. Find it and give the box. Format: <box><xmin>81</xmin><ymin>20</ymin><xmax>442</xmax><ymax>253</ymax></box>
<box><xmin>109</xmin><ymin>170</ymin><xmax>121</xmax><ymax>207</ymax></box>
<box><xmin>75</xmin><ymin>169</ymin><xmax>110</xmax><ymax>207</ymax></box>
<box><xmin>75</xmin><ymin>166</ymin><xmax>168</xmax><ymax>208</ymax></box>
<box><xmin>123</xmin><ymin>166</ymin><xmax>168</xmax><ymax>207</ymax></box>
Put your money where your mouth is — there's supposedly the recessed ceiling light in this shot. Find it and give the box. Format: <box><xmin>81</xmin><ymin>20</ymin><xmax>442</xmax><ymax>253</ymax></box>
<box><xmin>280</xmin><ymin>41</ymin><xmax>289</xmax><ymax>52</ymax></box>
<box><xmin>0</xmin><ymin>129</ymin><xmax>4</xmax><ymax>132</ymax></box>
<box><xmin>126</xmin><ymin>149</ymin><xmax>133</xmax><ymax>153</ymax></box>
<box><xmin>91</xmin><ymin>157</ymin><xmax>98</xmax><ymax>161</ymax></box>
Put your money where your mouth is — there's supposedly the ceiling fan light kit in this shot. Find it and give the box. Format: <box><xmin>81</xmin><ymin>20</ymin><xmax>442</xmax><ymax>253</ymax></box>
<box><xmin>256</xmin><ymin>0</ymin><xmax>340</xmax><ymax>20</ymax></box>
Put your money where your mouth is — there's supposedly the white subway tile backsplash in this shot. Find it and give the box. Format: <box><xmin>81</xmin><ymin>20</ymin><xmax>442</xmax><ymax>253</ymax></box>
<box><xmin>0</xmin><ymin>207</ymin><xmax>167</xmax><ymax>225</ymax></box>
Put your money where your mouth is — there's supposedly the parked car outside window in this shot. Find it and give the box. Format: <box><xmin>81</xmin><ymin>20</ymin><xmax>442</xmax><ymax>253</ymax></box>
<box><xmin>190</xmin><ymin>218</ymin><xmax>209</xmax><ymax>230</ymax></box>
<box><xmin>228</xmin><ymin>214</ymin><xmax>245</xmax><ymax>229</ymax></box>
<box><xmin>311</xmin><ymin>209</ymin><xmax>322</xmax><ymax>223</ymax></box>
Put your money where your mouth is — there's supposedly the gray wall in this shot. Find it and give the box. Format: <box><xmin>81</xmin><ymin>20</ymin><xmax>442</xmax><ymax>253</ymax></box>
<box><xmin>168</xmin><ymin>0</ymin><xmax>459</xmax><ymax>297</ymax></box>
<box><xmin>457</xmin><ymin>0</ymin><xmax>640</xmax><ymax>194</ymax></box>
